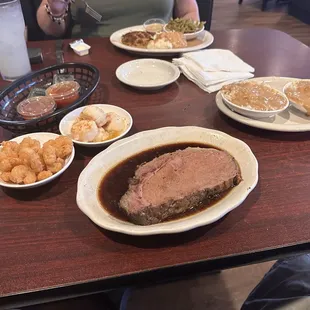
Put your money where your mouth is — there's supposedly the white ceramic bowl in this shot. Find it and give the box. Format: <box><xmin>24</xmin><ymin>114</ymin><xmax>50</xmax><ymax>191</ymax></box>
<box><xmin>116</xmin><ymin>59</ymin><xmax>180</xmax><ymax>90</ymax></box>
<box><xmin>59</xmin><ymin>104</ymin><xmax>133</xmax><ymax>148</ymax></box>
<box><xmin>0</xmin><ymin>132</ymin><xmax>75</xmax><ymax>189</ymax></box>
<box><xmin>283</xmin><ymin>80</ymin><xmax>310</xmax><ymax>115</ymax></box>
<box><xmin>76</xmin><ymin>126</ymin><xmax>258</xmax><ymax>236</ymax></box>
<box><xmin>163</xmin><ymin>24</ymin><xmax>205</xmax><ymax>40</ymax></box>
<box><xmin>221</xmin><ymin>87</ymin><xmax>289</xmax><ymax>119</ymax></box>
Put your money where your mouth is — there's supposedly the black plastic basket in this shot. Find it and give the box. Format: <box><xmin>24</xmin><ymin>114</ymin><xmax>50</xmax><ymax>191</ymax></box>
<box><xmin>0</xmin><ymin>63</ymin><xmax>100</xmax><ymax>135</ymax></box>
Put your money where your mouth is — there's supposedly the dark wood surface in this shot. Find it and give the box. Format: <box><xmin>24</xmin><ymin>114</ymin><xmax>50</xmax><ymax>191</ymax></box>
<box><xmin>1</xmin><ymin>29</ymin><xmax>310</xmax><ymax>305</ymax></box>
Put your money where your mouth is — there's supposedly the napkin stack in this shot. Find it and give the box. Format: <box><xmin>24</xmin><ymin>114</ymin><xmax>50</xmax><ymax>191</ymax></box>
<box><xmin>172</xmin><ymin>49</ymin><xmax>255</xmax><ymax>93</ymax></box>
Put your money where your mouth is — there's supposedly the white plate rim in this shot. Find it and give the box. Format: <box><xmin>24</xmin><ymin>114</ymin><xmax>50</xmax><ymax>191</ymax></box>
<box><xmin>59</xmin><ymin>104</ymin><xmax>133</xmax><ymax>147</ymax></box>
<box><xmin>115</xmin><ymin>59</ymin><xmax>180</xmax><ymax>88</ymax></box>
<box><xmin>76</xmin><ymin>126</ymin><xmax>258</xmax><ymax>235</ymax></box>
<box><xmin>0</xmin><ymin>132</ymin><xmax>75</xmax><ymax>189</ymax></box>
<box><xmin>216</xmin><ymin>77</ymin><xmax>310</xmax><ymax>132</ymax></box>
<box><xmin>110</xmin><ymin>25</ymin><xmax>214</xmax><ymax>54</ymax></box>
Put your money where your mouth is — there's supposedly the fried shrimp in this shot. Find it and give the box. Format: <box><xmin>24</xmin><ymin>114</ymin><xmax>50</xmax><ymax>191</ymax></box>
<box><xmin>0</xmin><ymin>157</ymin><xmax>22</xmax><ymax>172</ymax></box>
<box><xmin>42</xmin><ymin>144</ymin><xmax>57</xmax><ymax>166</ymax></box>
<box><xmin>10</xmin><ymin>165</ymin><xmax>36</xmax><ymax>184</ymax></box>
<box><xmin>47</xmin><ymin>158</ymin><xmax>64</xmax><ymax>174</ymax></box>
<box><xmin>54</xmin><ymin>136</ymin><xmax>73</xmax><ymax>159</ymax></box>
<box><xmin>20</xmin><ymin>137</ymin><xmax>40</xmax><ymax>152</ymax></box>
<box><xmin>0</xmin><ymin>172</ymin><xmax>11</xmax><ymax>182</ymax></box>
<box><xmin>19</xmin><ymin>147</ymin><xmax>45</xmax><ymax>173</ymax></box>
<box><xmin>1</xmin><ymin>136</ymin><xmax>72</xmax><ymax>185</ymax></box>
<box><xmin>2</xmin><ymin>141</ymin><xmax>20</xmax><ymax>153</ymax></box>
<box><xmin>37</xmin><ymin>171</ymin><xmax>53</xmax><ymax>181</ymax></box>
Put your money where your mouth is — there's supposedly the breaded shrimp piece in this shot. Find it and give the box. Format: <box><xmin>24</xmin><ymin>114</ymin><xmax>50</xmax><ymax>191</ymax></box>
<box><xmin>105</xmin><ymin>112</ymin><xmax>125</xmax><ymax>132</ymax></box>
<box><xmin>54</xmin><ymin>136</ymin><xmax>73</xmax><ymax>159</ymax></box>
<box><xmin>42</xmin><ymin>144</ymin><xmax>57</xmax><ymax>166</ymax></box>
<box><xmin>10</xmin><ymin>165</ymin><xmax>36</xmax><ymax>184</ymax></box>
<box><xmin>47</xmin><ymin>158</ymin><xmax>65</xmax><ymax>174</ymax></box>
<box><xmin>0</xmin><ymin>172</ymin><xmax>11</xmax><ymax>182</ymax></box>
<box><xmin>80</xmin><ymin>106</ymin><xmax>108</xmax><ymax>127</ymax></box>
<box><xmin>0</xmin><ymin>157</ymin><xmax>22</xmax><ymax>172</ymax></box>
<box><xmin>2</xmin><ymin>141</ymin><xmax>20</xmax><ymax>153</ymax></box>
<box><xmin>71</xmin><ymin>120</ymin><xmax>98</xmax><ymax>142</ymax></box>
<box><xmin>37</xmin><ymin>171</ymin><xmax>53</xmax><ymax>181</ymax></box>
<box><xmin>20</xmin><ymin>137</ymin><xmax>40</xmax><ymax>152</ymax></box>
<box><xmin>93</xmin><ymin>128</ymin><xmax>109</xmax><ymax>142</ymax></box>
<box><xmin>19</xmin><ymin>147</ymin><xmax>45</xmax><ymax>173</ymax></box>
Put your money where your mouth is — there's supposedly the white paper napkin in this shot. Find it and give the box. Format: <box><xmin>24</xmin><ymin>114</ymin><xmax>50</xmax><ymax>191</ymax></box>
<box><xmin>183</xmin><ymin>49</ymin><xmax>255</xmax><ymax>73</ymax></box>
<box><xmin>172</xmin><ymin>49</ymin><xmax>255</xmax><ymax>93</ymax></box>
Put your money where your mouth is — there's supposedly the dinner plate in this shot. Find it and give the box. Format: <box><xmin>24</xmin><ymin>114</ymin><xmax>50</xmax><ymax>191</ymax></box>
<box><xmin>0</xmin><ymin>132</ymin><xmax>75</xmax><ymax>189</ymax></box>
<box><xmin>59</xmin><ymin>104</ymin><xmax>133</xmax><ymax>148</ymax></box>
<box><xmin>116</xmin><ymin>59</ymin><xmax>180</xmax><ymax>90</ymax></box>
<box><xmin>216</xmin><ymin>77</ymin><xmax>310</xmax><ymax>132</ymax></box>
<box><xmin>77</xmin><ymin>126</ymin><xmax>258</xmax><ymax>236</ymax></box>
<box><xmin>110</xmin><ymin>25</ymin><xmax>214</xmax><ymax>56</ymax></box>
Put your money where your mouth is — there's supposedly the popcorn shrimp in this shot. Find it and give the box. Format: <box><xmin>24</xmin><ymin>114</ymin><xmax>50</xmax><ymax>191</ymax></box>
<box><xmin>10</xmin><ymin>165</ymin><xmax>36</xmax><ymax>184</ymax></box>
<box><xmin>20</xmin><ymin>137</ymin><xmax>40</xmax><ymax>152</ymax></box>
<box><xmin>54</xmin><ymin>136</ymin><xmax>73</xmax><ymax>159</ymax></box>
<box><xmin>37</xmin><ymin>171</ymin><xmax>53</xmax><ymax>181</ymax></box>
<box><xmin>19</xmin><ymin>147</ymin><xmax>45</xmax><ymax>173</ymax></box>
<box><xmin>47</xmin><ymin>158</ymin><xmax>65</xmax><ymax>174</ymax></box>
<box><xmin>0</xmin><ymin>172</ymin><xmax>11</xmax><ymax>183</ymax></box>
<box><xmin>42</xmin><ymin>144</ymin><xmax>57</xmax><ymax>166</ymax></box>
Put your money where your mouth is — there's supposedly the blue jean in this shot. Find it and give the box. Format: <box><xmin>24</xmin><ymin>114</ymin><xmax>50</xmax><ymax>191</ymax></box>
<box><xmin>242</xmin><ymin>255</ymin><xmax>310</xmax><ymax>310</ymax></box>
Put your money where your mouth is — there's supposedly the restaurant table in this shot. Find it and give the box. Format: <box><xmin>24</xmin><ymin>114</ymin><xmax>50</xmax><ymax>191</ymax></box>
<box><xmin>1</xmin><ymin>28</ymin><xmax>310</xmax><ymax>309</ymax></box>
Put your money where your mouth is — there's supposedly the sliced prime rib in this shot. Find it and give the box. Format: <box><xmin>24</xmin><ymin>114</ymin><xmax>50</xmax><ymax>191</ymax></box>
<box><xmin>119</xmin><ymin>147</ymin><xmax>242</xmax><ymax>225</ymax></box>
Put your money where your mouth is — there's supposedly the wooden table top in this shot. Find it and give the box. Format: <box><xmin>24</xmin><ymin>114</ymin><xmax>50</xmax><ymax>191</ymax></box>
<box><xmin>1</xmin><ymin>28</ymin><xmax>310</xmax><ymax>305</ymax></box>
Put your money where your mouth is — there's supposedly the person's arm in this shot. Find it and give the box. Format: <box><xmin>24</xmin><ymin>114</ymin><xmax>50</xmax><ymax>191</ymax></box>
<box><xmin>174</xmin><ymin>0</ymin><xmax>200</xmax><ymax>21</ymax></box>
<box><xmin>37</xmin><ymin>0</ymin><xmax>69</xmax><ymax>37</ymax></box>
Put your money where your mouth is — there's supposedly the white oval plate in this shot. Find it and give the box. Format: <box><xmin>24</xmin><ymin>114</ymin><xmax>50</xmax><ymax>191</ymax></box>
<box><xmin>216</xmin><ymin>77</ymin><xmax>310</xmax><ymax>132</ymax></box>
<box><xmin>0</xmin><ymin>132</ymin><xmax>75</xmax><ymax>189</ymax></box>
<box><xmin>59</xmin><ymin>104</ymin><xmax>133</xmax><ymax>148</ymax></box>
<box><xmin>110</xmin><ymin>25</ymin><xmax>214</xmax><ymax>56</ymax></box>
<box><xmin>77</xmin><ymin>126</ymin><xmax>258</xmax><ymax>236</ymax></box>
<box><xmin>116</xmin><ymin>59</ymin><xmax>180</xmax><ymax>90</ymax></box>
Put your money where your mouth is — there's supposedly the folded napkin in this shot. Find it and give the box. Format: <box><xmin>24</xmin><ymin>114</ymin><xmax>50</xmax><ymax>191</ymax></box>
<box><xmin>172</xmin><ymin>49</ymin><xmax>255</xmax><ymax>93</ymax></box>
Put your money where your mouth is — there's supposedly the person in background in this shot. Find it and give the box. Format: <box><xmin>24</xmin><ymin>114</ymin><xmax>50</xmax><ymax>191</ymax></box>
<box><xmin>37</xmin><ymin>0</ymin><xmax>200</xmax><ymax>38</ymax></box>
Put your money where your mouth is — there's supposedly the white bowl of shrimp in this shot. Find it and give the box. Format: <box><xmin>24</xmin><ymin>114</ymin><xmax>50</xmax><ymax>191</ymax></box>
<box><xmin>59</xmin><ymin>104</ymin><xmax>133</xmax><ymax>148</ymax></box>
<box><xmin>0</xmin><ymin>132</ymin><xmax>75</xmax><ymax>189</ymax></box>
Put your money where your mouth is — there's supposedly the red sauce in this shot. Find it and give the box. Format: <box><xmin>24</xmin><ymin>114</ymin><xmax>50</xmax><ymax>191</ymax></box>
<box><xmin>46</xmin><ymin>81</ymin><xmax>80</xmax><ymax>108</ymax></box>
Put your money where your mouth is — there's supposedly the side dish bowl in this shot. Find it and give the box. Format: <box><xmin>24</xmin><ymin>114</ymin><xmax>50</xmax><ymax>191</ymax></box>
<box><xmin>221</xmin><ymin>87</ymin><xmax>289</xmax><ymax>119</ymax></box>
<box><xmin>59</xmin><ymin>104</ymin><xmax>133</xmax><ymax>148</ymax></box>
<box><xmin>0</xmin><ymin>132</ymin><xmax>75</xmax><ymax>189</ymax></box>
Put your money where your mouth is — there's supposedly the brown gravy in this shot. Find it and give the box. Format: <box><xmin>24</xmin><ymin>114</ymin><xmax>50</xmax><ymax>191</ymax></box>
<box><xmin>98</xmin><ymin>143</ymin><xmax>232</xmax><ymax>223</ymax></box>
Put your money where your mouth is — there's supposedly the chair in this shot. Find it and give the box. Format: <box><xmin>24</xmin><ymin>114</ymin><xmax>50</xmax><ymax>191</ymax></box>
<box><xmin>196</xmin><ymin>0</ymin><xmax>214</xmax><ymax>30</ymax></box>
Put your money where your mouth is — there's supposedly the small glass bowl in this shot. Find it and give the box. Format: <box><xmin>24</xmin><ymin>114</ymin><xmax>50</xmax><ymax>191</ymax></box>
<box><xmin>46</xmin><ymin>81</ymin><xmax>80</xmax><ymax>108</ymax></box>
<box><xmin>17</xmin><ymin>96</ymin><xmax>56</xmax><ymax>120</ymax></box>
<box><xmin>143</xmin><ymin>18</ymin><xmax>165</xmax><ymax>34</ymax></box>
